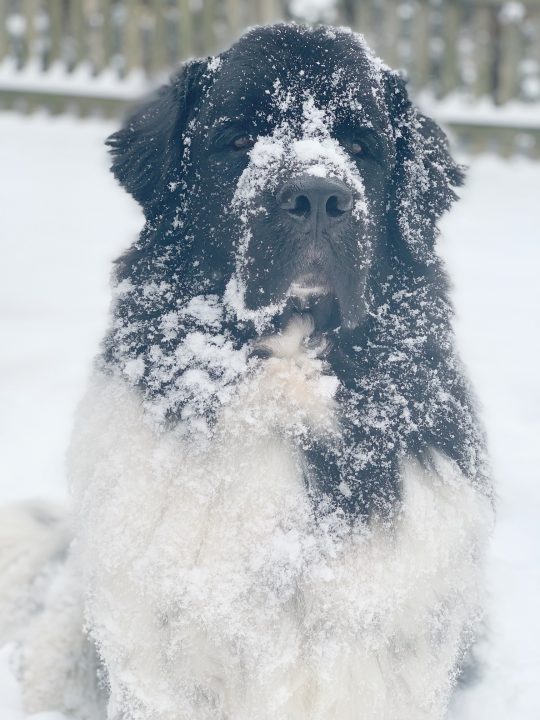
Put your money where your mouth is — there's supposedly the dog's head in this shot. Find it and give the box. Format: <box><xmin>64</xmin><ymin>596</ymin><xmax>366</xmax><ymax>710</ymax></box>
<box><xmin>108</xmin><ymin>24</ymin><xmax>463</xmax><ymax>337</ymax></box>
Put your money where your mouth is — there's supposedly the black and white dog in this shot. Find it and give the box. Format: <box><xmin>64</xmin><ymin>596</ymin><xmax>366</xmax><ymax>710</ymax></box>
<box><xmin>0</xmin><ymin>24</ymin><xmax>493</xmax><ymax>720</ymax></box>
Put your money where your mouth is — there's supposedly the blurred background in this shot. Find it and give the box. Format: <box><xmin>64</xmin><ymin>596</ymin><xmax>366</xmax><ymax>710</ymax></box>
<box><xmin>0</xmin><ymin>2</ymin><xmax>539</xmax><ymax>719</ymax></box>
<box><xmin>1</xmin><ymin>0</ymin><xmax>540</xmax><ymax>155</ymax></box>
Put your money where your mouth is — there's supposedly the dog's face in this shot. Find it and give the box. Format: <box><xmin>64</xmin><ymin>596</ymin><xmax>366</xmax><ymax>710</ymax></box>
<box><xmin>108</xmin><ymin>25</ymin><xmax>462</xmax><ymax>340</ymax></box>
<box><xmin>184</xmin><ymin>29</ymin><xmax>395</xmax><ymax>332</ymax></box>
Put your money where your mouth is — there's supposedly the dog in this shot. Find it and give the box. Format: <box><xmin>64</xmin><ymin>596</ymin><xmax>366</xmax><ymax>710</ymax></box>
<box><xmin>0</xmin><ymin>23</ymin><xmax>493</xmax><ymax>720</ymax></box>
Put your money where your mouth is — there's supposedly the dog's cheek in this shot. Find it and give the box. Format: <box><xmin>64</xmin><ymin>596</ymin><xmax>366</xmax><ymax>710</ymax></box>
<box><xmin>178</xmin><ymin>168</ymin><xmax>241</xmax><ymax>272</ymax></box>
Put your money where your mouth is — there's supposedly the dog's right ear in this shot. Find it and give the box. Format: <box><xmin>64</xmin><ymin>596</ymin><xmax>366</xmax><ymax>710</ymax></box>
<box><xmin>384</xmin><ymin>70</ymin><xmax>465</xmax><ymax>265</ymax></box>
<box><xmin>106</xmin><ymin>59</ymin><xmax>208</xmax><ymax>215</ymax></box>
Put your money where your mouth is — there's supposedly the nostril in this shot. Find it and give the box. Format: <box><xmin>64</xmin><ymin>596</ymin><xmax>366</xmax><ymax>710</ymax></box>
<box><xmin>287</xmin><ymin>194</ymin><xmax>311</xmax><ymax>218</ymax></box>
<box><xmin>326</xmin><ymin>191</ymin><xmax>353</xmax><ymax>218</ymax></box>
<box><xmin>326</xmin><ymin>195</ymin><xmax>345</xmax><ymax>218</ymax></box>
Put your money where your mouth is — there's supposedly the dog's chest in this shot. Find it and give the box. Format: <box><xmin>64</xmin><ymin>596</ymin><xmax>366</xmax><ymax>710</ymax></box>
<box><xmin>70</xmin><ymin>356</ymin><xmax>491</xmax><ymax>720</ymax></box>
<box><xmin>72</xmin><ymin>347</ymin><xmax>338</xmax><ymax>588</ymax></box>
<box><xmin>132</xmin><ymin>349</ymin><xmax>343</xmax><ymax>608</ymax></box>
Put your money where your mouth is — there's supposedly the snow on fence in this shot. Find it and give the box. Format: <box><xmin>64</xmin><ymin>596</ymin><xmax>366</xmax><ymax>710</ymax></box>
<box><xmin>1</xmin><ymin>0</ymin><xmax>540</xmax><ymax>155</ymax></box>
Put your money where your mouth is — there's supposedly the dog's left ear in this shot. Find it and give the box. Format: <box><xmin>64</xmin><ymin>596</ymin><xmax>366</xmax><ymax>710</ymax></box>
<box><xmin>385</xmin><ymin>71</ymin><xmax>465</xmax><ymax>264</ymax></box>
<box><xmin>106</xmin><ymin>58</ymin><xmax>208</xmax><ymax>217</ymax></box>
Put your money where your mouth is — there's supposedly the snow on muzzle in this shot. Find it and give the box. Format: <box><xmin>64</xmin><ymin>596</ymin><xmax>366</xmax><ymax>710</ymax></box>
<box><xmin>224</xmin><ymin>124</ymin><xmax>373</xmax><ymax>333</ymax></box>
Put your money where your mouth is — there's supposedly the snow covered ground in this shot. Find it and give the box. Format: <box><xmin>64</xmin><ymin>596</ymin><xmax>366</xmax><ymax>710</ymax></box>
<box><xmin>0</xmin><ymin>112</ymin><xmax>539</xmax><ymax>718</ymax></box>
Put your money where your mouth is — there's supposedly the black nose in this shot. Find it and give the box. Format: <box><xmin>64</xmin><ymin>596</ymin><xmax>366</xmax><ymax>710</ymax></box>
<box><xmin>277</xmin><ymin>175</ymin><xmax>353</xmax><ymax>224</ymax></box>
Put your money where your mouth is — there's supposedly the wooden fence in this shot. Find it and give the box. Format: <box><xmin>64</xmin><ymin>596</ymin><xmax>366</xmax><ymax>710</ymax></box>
<box><xmin>1</xmin><ymin>0</ymin><xmax>540</xmax><ymax>155</ymax></box>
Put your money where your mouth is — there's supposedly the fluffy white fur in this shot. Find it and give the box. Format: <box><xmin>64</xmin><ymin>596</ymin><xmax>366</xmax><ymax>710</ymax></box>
<box><xmin>35</xmin><ymin>318</ymin><xmax>492</xmax><ymax>720</ymax></box>
<box><xmin>0</xmin><ymin>502</ymin><xmax>104</xmax><ymax>717</ymax></box>
<box><xmin>0</xmin><ymin>501</ymin><xmax>70</xmax><ymax>644</ymax></box>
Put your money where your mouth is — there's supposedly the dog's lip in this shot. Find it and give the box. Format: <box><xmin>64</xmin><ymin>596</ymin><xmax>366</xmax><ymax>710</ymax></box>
<box><xmin>287</xmin><ymin>283</ymin><xmax>332</xmax><ymax>311</ymax></box>
<box><xmin>287</xmin><ymin>276</ymin><xmax>332</xmax><ymax>303</ymax></box>
<box><xmin>288</xmin><ymin>283</ymin><xmax>329</xmax><ymax>299</ymax></box>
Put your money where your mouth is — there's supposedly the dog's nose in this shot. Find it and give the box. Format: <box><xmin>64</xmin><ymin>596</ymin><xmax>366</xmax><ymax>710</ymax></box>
<box><xmin>277</xmin><ymin>175</ymin><xmax>353</xmax><ymax>224</ymax></box>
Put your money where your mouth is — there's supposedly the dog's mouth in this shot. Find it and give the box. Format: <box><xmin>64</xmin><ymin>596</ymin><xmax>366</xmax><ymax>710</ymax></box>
<box><xmin>278</xmin><ymin>276</ymin><xmax>340</xmax><ymax>335</ymax></box>
<box><xmin>240</xmin><ymin>259</ymin><xmax>367</xmax><ymax>337</ymax></box>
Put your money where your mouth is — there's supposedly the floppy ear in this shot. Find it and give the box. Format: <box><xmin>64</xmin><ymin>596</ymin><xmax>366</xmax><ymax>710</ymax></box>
<box><xmin>106</xmin><ymin>59</ymin><xmax>208</xmax><ymax>216</ymax></box>
<box><xmin>386</xmin><ymin>71</ymin><xmax>465</xmax><ymax>264</ymax></box>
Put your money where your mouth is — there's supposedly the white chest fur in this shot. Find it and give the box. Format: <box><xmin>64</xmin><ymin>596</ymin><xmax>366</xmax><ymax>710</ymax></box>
<box><xmin>68</xmin><ymin>330</ymin><xmax>492</xmax><ymax>720</ymax></box>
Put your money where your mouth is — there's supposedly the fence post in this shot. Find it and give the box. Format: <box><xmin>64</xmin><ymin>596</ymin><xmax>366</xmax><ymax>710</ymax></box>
<box><xmin>473</xmin><ymin>4</ymin><xmax>493</xmax><ymax>98</ymax></box>
<box><xmin>440</xmin><ymin>0</ymin><xmax>461</xmax><ymax>97</ymax></box>
<box><xmin>22</xmin><ymin>0</ymin><xmax>39</xmax><ymax>67</ymax></box>
<box><xmin>226</xmin><ymin>0</ymin><xmax>242</xmax><ymax>45</ymax></box>
<box><xmin>497</xmin><ymin>4</ymin><xmax>524</xmax><ymax>103</ymax></box>
<box><xmin>177</xmin><ymin>0</ymin><xmax>193</xmax><ymax>60</ymax></box>
<box><xmin>202</xmin><ymin>0</ymin><xmax>216</xmax><ymax>56</ymax></box>
<box><xmin>46</xmin><ymin>0</ymin><xmax>63</xmax><ymax>69</ymax></box>
<box><xmin>259</xmin><ymin>0</ymin><xmax>281</xmax><ymax>24</ymax></box>
<box><xmin>124</xmin><ymin>0</ymin><xmax>141</xmax><ymax>75</ymax></box>
<box><xmin>349</xmin><ymin>0</ymin><xmax>372</xmax><ymax>40</ymax></box>
<box><xmin>381</xmin><ymin>0</ymin><xmax>400</xmax><ymax>69</ymax></box>
<box><xmin>99</xmin><ymin>0</ymin><xmax>114</xmax><ymax>75</ymax></box>
<box><xmin>72</xmin><ymin>0</ymin><xmax>87</xmax><ymax>70</ymax></box>
<box><xmin>0</xmin><ymin>0</ymin><xmax>8</xmax><ymax>64</ymax></box>
<box><xmin>411</xmin><ymin>0</ymin><xmax>430</xmax><ymax>92</ymax></box>
<box><xmin>149</xmin><ymin>0</ymin><xmax>167</xmax><ymax>74</ymax></box>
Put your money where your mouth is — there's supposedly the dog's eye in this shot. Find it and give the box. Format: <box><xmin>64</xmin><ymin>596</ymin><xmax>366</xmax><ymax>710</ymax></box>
<box><xmin>231</xmin><ymin>135</ymin><xmax>254</xmax><ymax>151</ymax></box>
<box><xmin>350</xmin><ymin>141</ymin><xmax>366</xmax><ymax>157</ymax></box>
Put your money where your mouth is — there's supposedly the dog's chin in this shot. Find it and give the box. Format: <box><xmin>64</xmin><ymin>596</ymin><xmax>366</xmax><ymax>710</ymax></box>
<box><xmin>243</xmin><ymin>270</ymin><xmax>367</xmax><ymax>337</ymax></box>
<box><xmin>282</xmin><ymin>272</ymin><xmax>369</xmax><ymax>335</ymax></box>
<box><xmin>279</xmin><ymin>285</ymin><xmax>341</xmax><ymax>334</ymax></box>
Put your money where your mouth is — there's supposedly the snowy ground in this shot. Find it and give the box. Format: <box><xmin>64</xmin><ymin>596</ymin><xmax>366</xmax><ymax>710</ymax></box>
<box><xmin>0</xmin><ymin>112</ymin><xmax>539</xmax><ymax>718</ymax></box>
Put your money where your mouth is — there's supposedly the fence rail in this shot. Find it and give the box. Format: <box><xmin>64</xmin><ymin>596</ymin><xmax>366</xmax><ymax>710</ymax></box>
<box><xmin>1</xmin><ymin>0</ymin><xmax>540</xmax><ymax>155</ymax></box>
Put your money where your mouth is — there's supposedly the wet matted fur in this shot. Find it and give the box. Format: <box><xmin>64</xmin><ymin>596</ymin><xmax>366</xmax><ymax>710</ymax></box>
<box><xmin>0</xmin><ymin>24</ymin><xmax>493</xmax><ymax>720</ymax></box>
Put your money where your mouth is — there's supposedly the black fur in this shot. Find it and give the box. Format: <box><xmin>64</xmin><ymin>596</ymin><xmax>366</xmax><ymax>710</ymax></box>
<box><xmin>103</xmin><ymin>24</ymin><xmax>490</xmax><ymax>519</ymax></box>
